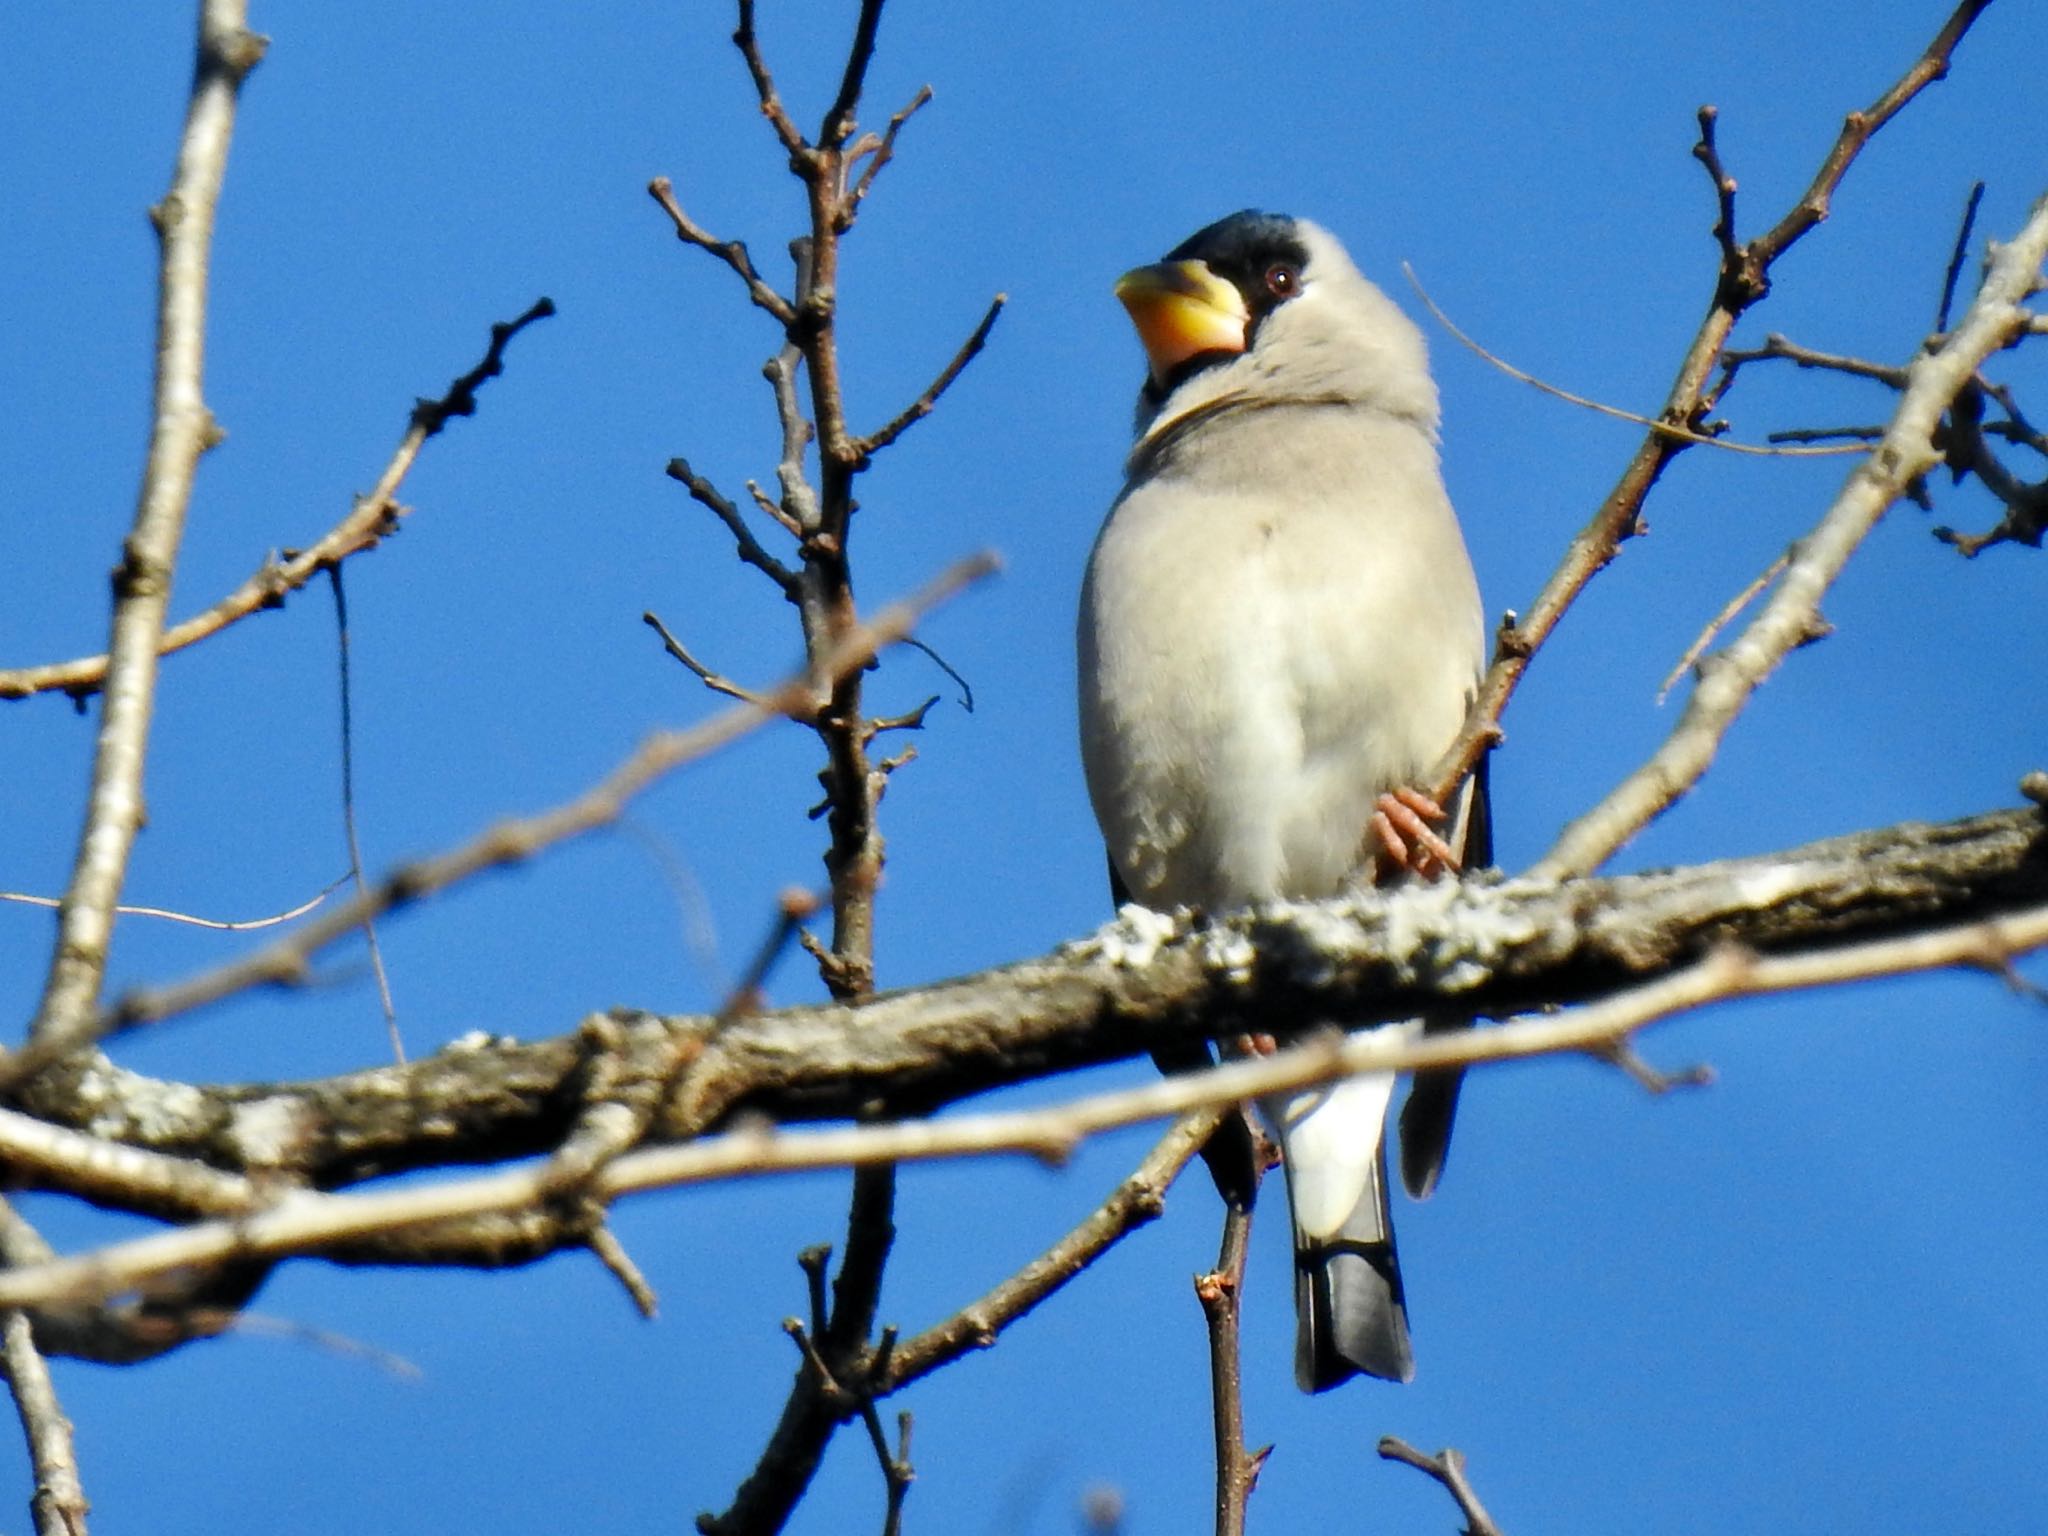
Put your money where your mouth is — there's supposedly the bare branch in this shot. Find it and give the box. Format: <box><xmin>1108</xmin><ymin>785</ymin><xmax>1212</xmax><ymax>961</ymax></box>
<box><xmin>3</xmin><ymin>890</ymin><xmax>2043</xmax><ymax>1317</ymax></box>
<box><xmin>23</xmin><ymin>0</ymin><xmax>265</xmax><ymax>1046</ymax></box>
<box><xmin>2</xmin><ymin>554</ymin><xmax>996</xmax><ymax>1080</ymax></box>
<box><xmin>664</xmin><ymin>457</ymin><xmax>799</xmax><ymax>592</ymax></box>
<box><xmin>1</xmin><ymin>1310</ymin><xmax>89</xmax><ymax>1536</ymax></box>
<box><xmin>1378</xmin><ymin>1439</ymin><xmax>1508</xmax><ymax>1536</ymax></box>
<box><xmin>643</xmin><ymin>612</ymin><xmax>769</xmax><ymax>706</ymax></box>
<box><xmin>854</xmin><ymin>294</ymin><xmax>1006</xmax><ymax>458</ymax></box>
<box><xmin>647</xmin><ymin>178</ymin><xmax>797</xmax><ymax>326</ymax></box>
<box><xmin>847</xmin><ymin>85</ymin><xmax>933</xmax><ymax>212</ymax></box>
<box><xmin>1198</xmin><ymin>1197</ymin><xmax>1267</xmax><ymax>1536</ymax></box>
<box><xmin>1537</xmin><ymin>195</ymin><xmax>2048</xmax><ymax>878</ymax></box>
<box><xmin>327</xmin><ymin>565</ymin><xmax>403</xmax><ymax>1063</ymax></box>
<box><xmin>821</xmin><ymin>0</ymin><xmax>888</xmax><ymax>149</ymax></box>
<box><xmin>878</xmin><ymin>1109</ymin><xmax>1223</xmax><ymax>1391</ymax></box>
<box><xmin>1692</xmin><ymin>104</ymin><xmax>1741</xmax><ymax>274</ymax></box>
<box><xmin>0</xmin><ymin>298</ymin><xmax>553</xmax><ymax>704</ymax></box>
<box><xmin>1420</xmin><ymin>0</ymin><xmax>1995</xmax><ymax>818</ymax></box>
<box><xmin>731</xmin><ymin>0</ymin><xmax>810</xmax><ymax>157</ymax></box>
<box><xmin>1937</xmin><ymin>180</ymin><xmax>1988</xmax><ymax>332</ymax></box>
<box><xmin>1749</xmin><ymin>0</ymin><xmax>1993</xmax><ymax>269</ymax></box>
<box><xmin>1657</xmin><ymin>551</ymin><xmax>1789</xmax><ymax>703</ymax></box>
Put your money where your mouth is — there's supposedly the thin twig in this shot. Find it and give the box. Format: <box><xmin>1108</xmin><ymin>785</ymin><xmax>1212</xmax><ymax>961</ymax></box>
<box><xmin>1748</xmin><ymin>0</ymin><xmax>1994</xmax><ymax>270</ymax></box>
<box><xmin>22</xmin><ymin>0</ymin><xmax>265</xmax><ymax>1047</ymax></box>
<box><xmin>643</xmin><ymin>612</ymin><xmax>767</xmax><ymax>706</ymax></box>
<box><xmin>1405</xmin><ymin>269</ymin><xmax>1865</xmax><ymax>458</ymax></box>
<box><xmin>1198</xmin><ymin>1198</ymin><xmax>1266</xmax><ymax>1536</ymax></box>
<box><xmin>1692</xmin><ymin>104</ymin><xmax>1741</xmax><ymax>274</ymax></box>
<box><xmin>821</xmin><ymin>0</ymin><xmax>888</xmax><ymax>147</ymax></box>
<box><xmin>847</xmin><ymin>85</ymin><xmax>933</xmax><ymax>212</ymax></box>
<box><xmin>1378</xmin><ymin>1438</ymin><xmax>1507</xmax><ymax>1536</ymax></box>
<box><xmin>0</xmin><ymin>1312</ymin><xmax>89</xmax><ymax>1536</ymax></box>
<box><xmin>1936</xmin><ymin>181</ymin><xmax>1988</xmax><ymax>332</ymax></box>
<box><xmin>1656</xmin><ymin>551</ymin><xmax>1790</xmax><ymax>703</ymax></box>
<box><xmin>665</xmin><ymin>456</ymin><xmax>799</xmax><ymax>593</ymax></box>
<box><xmin>0</xmin><ymin>874</ymin><xmax>348</xmax><ymax>933</ymax></box>
<box><xmin>328</xmin><ymin>565</ymin><xmax>403</xmax><ymax>1063</ymax></box>
<box><xmin>732</xmin><ymin>0</ymin><xmax>809</xmax><ymax>157</ymax></box>
<box><xmin>855</xmin><ymin>294</ymin><xmax>1007</xmax><ymax>458</ymax></box>
<box><xmin>0</xmin><ymin>299</ymin><xmax>554</xmax><ymax>703</ymax></box>
<box><xmin>877</xmin><ymin>1108</ymin><xmax>1224</xmax><ymax>1392</ymax></box>
<box><xmin>647</xmin><ymin>179</ymin><xmax>797</xmax><ymax>326</ymax></box>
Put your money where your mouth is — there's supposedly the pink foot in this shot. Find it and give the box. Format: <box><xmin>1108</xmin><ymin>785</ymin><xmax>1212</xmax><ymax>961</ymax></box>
<box><xmin>1371</xmin><ymin>786</ymin><xmax>1461</xmax><ymax>883</ymax></box>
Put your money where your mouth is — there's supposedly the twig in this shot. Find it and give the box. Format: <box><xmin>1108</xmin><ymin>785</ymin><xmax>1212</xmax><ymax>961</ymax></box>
<box><xmin>877</xmin><ymin>1108</ymin><xmax>1224</xmax><ymax>1392</ymax></box>
<box><xmin>0</xmin><ymin>1312</ymin><xmax>89</xmax><ymax>1536</ymax></box>
<box><xmin>1937</xmin><ymin>181</ymin><xmax>1987</xmax><ymax>332</ymax></box>
<box><xmin>1692</xmin><ymin>104</ymin><xmax>1741</xmax><ymax>274</ymax></box>
<box><xmin>1417</xmin><ymin>0</ymin><xmax>1993</xmax><ymax>819</ymax></box>
<box><xmin>328</xmin><ymin>566</ymin><xmax>403</xmax><ymax>1063</ymax></box>
<box><xmin>1656</xmin><ymin>551</ymin><xmax>1789</xmax><ymax>703</ymax></box>
<box><xmin>854</xmin><ymin>294</ymin><xmax>1007</xmax><ymax>458</ymax></box>
<box><xmin>821</xmin><ymin>0</ymin><xmax>888</xmax><ymax>148</ymax></box>
<box><xmin>5</xmin><ymin>898</ymin><xmax>2044</xmax><ymax>1315</ymax></box>
<box><xmin>731</xmin><ymin>0</ymin><xmax>808</xmax><ymax>157</ymax></box>
<box><xmin>1746</xmin><ymin>1</ymin><xmax>1993</xmax><ymax>273</ymax></box>
<box><xmin>847</xmin><ymin>85</ymin><xmax>933</xmax><ymax>212</ymax></box>
<box><xmin>1536</xmin><ymin>195</ymin><xmax>2048</xmax><ymax>878</ymax></box>
<box><xmin>895</xmin><ymin>637</ymin><xmax>973</xmax><ymax>712</ymax></box>
<box><xmin>21</xmin><ymin>0</ymin><xmax>265</xmax><ymax>1048</ymax></box>
<box><xmin>647</xmin><ymin>179</ymin><xmax>796</xmax><ymax>326</ymax></box>
<box><xmin>0</xmin><ymin>874</ymin><xmax>348</xmax><ymax>933</ymax></box>
<box><xmin>665</xmin><ymin>457</ymin><xmax>799</xmax><ymax>593</ymax></box>
<box><xmin>859</xmin><ymin>1407</ymin><xmax>913</xmax><ymax>1536</ymax></box>
<box><xmin>1404</xmin><ymin>270</ymin><xmax>1866</xmax><ymax>458</ymax></box>
<box><xmin>1378</xmin><ymin>1438</ymin><xmax>1507</xmax><ymax>1536</ymax></box>
<box><xmin>1720</xmin><ymin>332</ymin><xmax>1909</xmax><ymax>386</ymax></box>
<box><xmin>643</xmin><ymin>612</ymin><xmax>767</xmax><ymax>705</ymax></box>
<box><xmin>0</xmin><ymin>298</ymin><xmax>553</xmax><ymax>704</ymax></box>
<box><xmin>586</xmin><ymin>1226</ymin><xmax>660</xmax><ymax>1319</ymax></box>
<box><xmin>1197</xmin><ymin>1198</ymin><xmax>1266</xmax><ymax>1536</ymax></box>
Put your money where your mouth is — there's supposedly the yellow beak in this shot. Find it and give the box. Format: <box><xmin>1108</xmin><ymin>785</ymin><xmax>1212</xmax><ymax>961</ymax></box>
<box><xmin>1114</xmin><ymin>260</ymin><xmax>1249</xmax><ymax>386</ymax></box>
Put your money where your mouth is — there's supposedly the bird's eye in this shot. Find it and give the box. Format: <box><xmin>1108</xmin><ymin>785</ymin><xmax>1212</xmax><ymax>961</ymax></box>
<box><xmin>1264</xmin><ymin>263</ymin><xmax>1300</xmax><ymax>298</ymax></box>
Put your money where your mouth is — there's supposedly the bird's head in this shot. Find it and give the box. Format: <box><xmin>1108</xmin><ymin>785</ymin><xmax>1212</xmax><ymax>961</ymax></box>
<box><xmin>1114</xmin><ymin>210</ymin><xmax>1437</xmax><ymax>440</ymax></box>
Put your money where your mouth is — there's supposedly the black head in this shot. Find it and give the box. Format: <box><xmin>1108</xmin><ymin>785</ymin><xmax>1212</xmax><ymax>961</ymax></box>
<box><xmin>1164</xmin><ymin>209</ymin><xmax>1314</xmax><ymax>323</ymax></box>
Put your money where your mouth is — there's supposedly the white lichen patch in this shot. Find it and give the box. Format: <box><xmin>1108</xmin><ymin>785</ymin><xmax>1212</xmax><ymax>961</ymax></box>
<box><xmin>80</xmin><ymin>1064</ymin><xmax>208</xmax><ymax>1142</ymax></box>
<box><xmin>226</xmin><ymin>1095</ymin><xmax>311</xmax><ymax>1168</ymax></box>
<box><xmin>1197</xmin><ymin>924</ymin><xmax>1258</xmax><ymax>984</ymax></box>
<box><xmin>1728</xmin><ymin>861</ymin><xmax>1808</xmax><ymax>910</ymax></box>
<box><xmin>1092</xmin><ymin>903</ymin><xmax>1182</xmax><ymax>969</ymax></box>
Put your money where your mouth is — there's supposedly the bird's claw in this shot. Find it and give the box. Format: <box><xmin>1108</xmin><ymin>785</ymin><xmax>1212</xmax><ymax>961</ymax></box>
<box><xmin>1371</xmin><ymin>786</ymin><xmax>1460</xmax><ymax>882</ymax></box>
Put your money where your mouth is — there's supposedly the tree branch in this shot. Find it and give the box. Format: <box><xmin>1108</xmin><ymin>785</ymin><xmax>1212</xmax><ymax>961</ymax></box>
<box><xmin>1421</xmin><ymin>0</ymin><xmax>1993</xmax><ymax>815</ymax></box>
<box><xmin>1536</xmin><ymin>194</ymin><xmax>2048</xmax><ymax>877</ymax></box>
<box><xmin>23</xmin><ymin>0</ymin><xmax>264</xmax><ymax>1047</ymax></box>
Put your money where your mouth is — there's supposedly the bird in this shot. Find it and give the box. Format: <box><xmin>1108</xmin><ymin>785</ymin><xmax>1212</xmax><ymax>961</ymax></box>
<box><xmin>1077</xmin><ymin>210</ymin><xmax>1489</xmax><ymax>1391</ymax></box>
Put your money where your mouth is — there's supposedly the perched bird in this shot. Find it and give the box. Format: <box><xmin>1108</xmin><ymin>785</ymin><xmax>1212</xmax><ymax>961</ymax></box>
<box><xmin>1077</xmin><ymin>210</ymin><xmax>1489</xmax><ymax>1391</ymax></box>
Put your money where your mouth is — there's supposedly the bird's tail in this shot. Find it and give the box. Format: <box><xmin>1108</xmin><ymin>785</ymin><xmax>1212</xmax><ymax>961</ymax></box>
<box><xmin>1264</xmin><ymin>1071</ymin><xmax>1413</xmax><ymax>1391</ymax></box>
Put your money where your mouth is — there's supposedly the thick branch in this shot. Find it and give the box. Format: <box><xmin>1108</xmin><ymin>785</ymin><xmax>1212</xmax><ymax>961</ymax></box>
<box><xmin>14</xmin><ymin>806</ymin><xmax>2044</xmax><ymax>1199</ymax></box>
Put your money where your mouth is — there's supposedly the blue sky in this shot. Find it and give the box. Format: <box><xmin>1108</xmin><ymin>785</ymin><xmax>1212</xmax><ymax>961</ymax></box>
<box><xmin>2</xmin><ymin>3</ymin><xmax>2044</xmax><ymax>1533</ymax></box>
